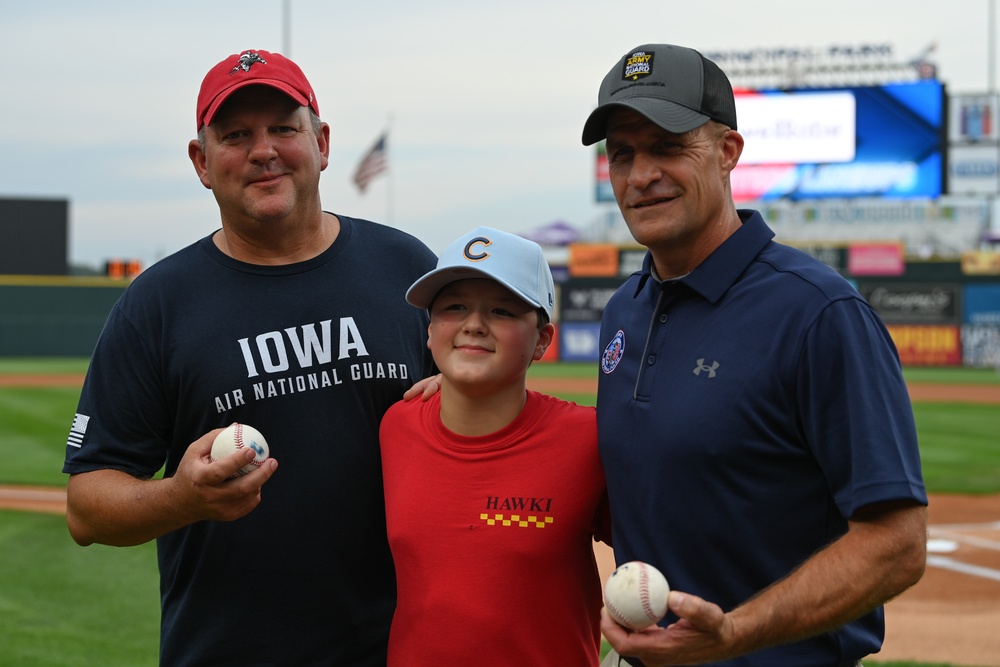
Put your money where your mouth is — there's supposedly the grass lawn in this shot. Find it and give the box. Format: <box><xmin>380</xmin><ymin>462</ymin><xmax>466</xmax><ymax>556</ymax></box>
<box><xmin>531</xmin><ymin>360</ymin><xmax>599</xmax><ymax>379</ymax></box>
<box><xmin>902</xmin><ymin>366</ymin><xmax>1000</xmax><ymax>385</ymax></box>
<box><xmin>0</xmin><ymin>387</ymin><xmax>82</xmax><ymax>486</ymax></box>
<box><xmin>0</xmin><ymin>511</ymin><xmax>159</xmax><ymax>667</ymax></box>
<box><xmin>915</xmin><ymin>401</ymin><xmax>1000</xmax><ymax>494</ymax></box>
<box><xmin>0</xmin><ymin>357</ymin><xmax>90</xmax><ymax>374</ymax></box>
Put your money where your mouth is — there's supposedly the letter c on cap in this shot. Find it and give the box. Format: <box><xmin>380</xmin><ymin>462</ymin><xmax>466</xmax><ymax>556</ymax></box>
<box><xmin>464</xmin><ymin>236</ymin><xmax>492</xmax><ymax>262</ymax></box>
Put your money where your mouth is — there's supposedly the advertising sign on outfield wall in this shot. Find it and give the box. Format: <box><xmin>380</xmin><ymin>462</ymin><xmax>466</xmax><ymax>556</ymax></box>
<box><xmin>569</xmin><ymin>244</ymin><xmax>619</xmax><ymax>277</ymax></box>
<box><xmin>963</xmin><ymin>284</ymin><xmax>1000</xmax><ymax>324</ymax></box>
<box><xmin>962</xmin><ymin>324</ymin><xmax>1000</xmax><ymax>368</ymax></box>
<box><xmin>948</xmin><ymin>144</ymin><xmax>1000</xmax><ymax>195</ymax></box>
<box><xmin>859</xmin><ymin>283</ymin><xmax>962</xmax><ymax>324</ymax></box>
<box><xmin>847</xmin><ymin>243</ymin><xmax>905</xmax><ymax>276</ymax></box>
<box><xmin>560</xmin><ymin>279</ymin><xmax>622</xmax><ymax>322</ymax></box>
<box><xmin>886</xmin><ymin>325</ymin><xmax>962</xmax><ymax>366</ymax></box>
<box><xmin>559</xmin><ymin>322</ymin><xmax>602</xmax><ymax>362</ymax></box>
<box><xmin>948</xmin><ymin>93</ymin><xmax>1000</xmax><ymax>143</ymax></box>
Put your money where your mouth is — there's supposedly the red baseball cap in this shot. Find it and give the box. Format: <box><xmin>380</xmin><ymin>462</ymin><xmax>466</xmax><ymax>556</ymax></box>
<box><xmin>196</xmin><ymin>49</ymin><xmax>320</xmax><ymax>130</ymax></box>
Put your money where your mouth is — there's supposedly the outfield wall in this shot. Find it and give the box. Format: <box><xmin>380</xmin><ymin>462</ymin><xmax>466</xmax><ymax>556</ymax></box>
<box><xmin>555</xmin><ymin>252</ymin><xmax>1000</xmax><ymax>368</ymax></box>
<box><xmin>0</xmin><ymin>277</ymin><xmax>127</xmax><ymax>356</ymax></box>
<box><xmin>3</xmin><ymin>257</ymin><xmax>999</xmax><ymax>367</ymax></box>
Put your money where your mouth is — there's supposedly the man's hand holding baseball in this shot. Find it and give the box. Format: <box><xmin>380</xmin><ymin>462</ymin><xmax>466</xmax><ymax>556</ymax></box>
<box><xmin>602</xmin><ymin>590</ymin><xmax>739</xmax><ymax>666</ymax></box>
<box><xmin>173</xmin><ymin>428</ymin><xmax>278</xmax><ymax>523</ymax></box>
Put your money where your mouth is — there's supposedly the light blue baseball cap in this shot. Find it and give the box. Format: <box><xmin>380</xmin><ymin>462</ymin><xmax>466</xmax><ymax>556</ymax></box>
<box><xmin>406</xmin><ymin>226</ymin><xmax>555</xmax><ymax>320</ymax></box>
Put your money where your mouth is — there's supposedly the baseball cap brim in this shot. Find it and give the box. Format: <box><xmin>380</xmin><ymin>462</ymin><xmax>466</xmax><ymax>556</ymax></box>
<box><xmin>201</xmin><ymin>79</ymin><xmax>312</xmax><ymax>129</ymax></box>
<box><xmin>582</xmin><ymin>98</ymin><xmax>711</xmax><ymax>145</ymax></box>
<box><xmin>406</xmin><ymin>267</ymin><xmax>544</xmax><ymax>312</ymax></box>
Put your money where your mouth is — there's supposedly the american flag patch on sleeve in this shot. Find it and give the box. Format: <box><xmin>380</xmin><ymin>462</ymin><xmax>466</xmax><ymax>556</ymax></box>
<box><xmin>66</xmin><ymin>413</ymin><xmax>90</xmax><ymax>448</ymax></box>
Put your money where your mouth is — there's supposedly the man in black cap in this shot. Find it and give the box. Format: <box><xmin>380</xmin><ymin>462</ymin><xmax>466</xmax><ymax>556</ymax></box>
<box><xmin>584</xmin><ymin>44</ymin><xmax>928</xmax><ymax>667</ymax></box>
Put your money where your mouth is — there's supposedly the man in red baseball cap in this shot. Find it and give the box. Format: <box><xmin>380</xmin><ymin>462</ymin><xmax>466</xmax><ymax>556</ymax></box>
<box><xmin>189</xmin><ymin>49</ymin><xmax>330</xmax><ymax>261</ymax></box>
<box><xmin>64</xmin><ymin>49</ymin><xmax>437</xmax><ymax>666</ymax></box>
<box><xmin>196</xmin><ymin>49</ymin><xmax>320</xmax><ymax>131</ymax></box>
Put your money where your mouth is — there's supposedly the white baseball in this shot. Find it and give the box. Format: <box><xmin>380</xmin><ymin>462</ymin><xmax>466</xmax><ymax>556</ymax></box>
<box><xmin>211</xmin><ymin>423</ymin><xmax>269</xmax><ymax>476</ymax></box>
<box><xmin>604</xmin><ymin>560</ymin><xmax>670</xmax><ymax>631</ymax></box>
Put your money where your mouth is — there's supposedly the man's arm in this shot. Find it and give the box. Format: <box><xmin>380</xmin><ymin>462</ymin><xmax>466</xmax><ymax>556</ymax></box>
<box><xmin>66</xmin><ymin>429</ymin><xmax>278</xmax><ymax>547</ymax></box>
<box><xmin>602</xmin><ymin>500</ymin><xmax>927</xmax><ymax>666</ymax></box>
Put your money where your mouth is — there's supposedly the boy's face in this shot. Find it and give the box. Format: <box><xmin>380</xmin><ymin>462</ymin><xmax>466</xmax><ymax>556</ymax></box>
<box><xmin>428</xmin><ymin>278</ymin><xmax>552</xmax><ymax>395</ymax></box>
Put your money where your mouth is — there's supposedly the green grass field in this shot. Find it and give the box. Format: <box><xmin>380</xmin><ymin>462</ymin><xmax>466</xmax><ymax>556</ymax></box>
<box><xmin>0</xmin><ymin>513</ymin><xmax>160</xmax><ymax>666</ymax></box>
<box><xmin>0</xmin><ymin>357</ymin><xmax>91</xmax><ymax>375</ymax></box>
<box><xmin>1</xmin><ymin>358</ymin><xmax>996</xmax><ymax>666</ymax></box>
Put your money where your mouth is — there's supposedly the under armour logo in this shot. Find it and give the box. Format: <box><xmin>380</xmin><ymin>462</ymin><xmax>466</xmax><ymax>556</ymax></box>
<box><xmin>693</xmin><ymin>359</ymin><xmax>719</xmax><ymax>378</ymax></box>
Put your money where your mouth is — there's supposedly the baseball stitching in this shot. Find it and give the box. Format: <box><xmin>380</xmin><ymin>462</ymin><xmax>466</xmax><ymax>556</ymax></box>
<box><xmin>638</xmin><ymin>563</ymin><xmax>656</xmax><ymax>622</ymax></box>
<box><xmin>607</xmin><ymin>563</ymin><xmax>661</xmax><ymax>629</ymax></box>
<box><xmin>605</xmin><ymin>598</ymin><xmax>631</xmax><ymax>628</ymax></box>
<box><xmin>231</xmin><ymin>423</ymin><xmax>264</xmax><ymax>475</ymax></box>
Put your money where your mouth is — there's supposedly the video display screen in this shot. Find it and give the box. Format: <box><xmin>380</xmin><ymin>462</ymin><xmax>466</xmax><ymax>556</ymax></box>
<box><xmin>731</xmin><ymin>80</ymin><xmax>945</xmax><ymax>201</ymax></box>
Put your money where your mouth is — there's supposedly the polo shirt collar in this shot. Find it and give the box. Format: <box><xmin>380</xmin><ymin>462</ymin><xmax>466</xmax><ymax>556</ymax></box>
<box><xmin>633</xmin><ymin>209</ymin><xmax>774</xmax><ymax>303</ymax></box>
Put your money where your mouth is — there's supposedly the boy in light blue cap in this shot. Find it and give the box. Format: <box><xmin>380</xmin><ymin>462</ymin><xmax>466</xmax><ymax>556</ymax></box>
<box><xmin>380</xmin><ymin>226</ymin><xmax>611</xmax><ymax>666</ymax></box>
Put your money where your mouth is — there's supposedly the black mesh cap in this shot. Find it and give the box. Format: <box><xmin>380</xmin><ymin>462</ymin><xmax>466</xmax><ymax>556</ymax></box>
<box><xmin>582</xmin><ymin>44</ymin><xmax>737</xmax><ymax>145</ymax></box>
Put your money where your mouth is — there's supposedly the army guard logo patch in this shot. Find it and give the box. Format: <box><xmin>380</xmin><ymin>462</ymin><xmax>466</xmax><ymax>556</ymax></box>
<box><xmin>622</xmin><ymin>50</ymin><xmax>654</xmax><ymax>81</ymax></box>
<box><xmin>601</xmin><ymin>329</ymin><xmax>626</xmax><ymax>374</ymax></box>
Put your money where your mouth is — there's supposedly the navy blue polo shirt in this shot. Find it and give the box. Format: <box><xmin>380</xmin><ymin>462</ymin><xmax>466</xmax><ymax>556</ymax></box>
<box><xmin>597</xmin><ymin>210</ymin><xmax>926</xmax><ymax>666</ymax></box>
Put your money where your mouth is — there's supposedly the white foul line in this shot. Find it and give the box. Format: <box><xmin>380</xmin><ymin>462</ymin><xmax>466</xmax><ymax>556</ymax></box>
<box><xmin>926</xmin><ymin>555</ymin><xmax>1000</xmax><ymax>582</ymax></box>
<box><xmin>934</xmin><ymin>532</ymin><xmax>1000</xmax><ymax>551</ymax></box>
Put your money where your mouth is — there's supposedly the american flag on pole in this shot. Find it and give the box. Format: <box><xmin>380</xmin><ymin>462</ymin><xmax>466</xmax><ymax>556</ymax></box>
<box><xmin>352</xmin><ymin>133</ymin><xmax>388</xmax><ymax>193</ymax></box>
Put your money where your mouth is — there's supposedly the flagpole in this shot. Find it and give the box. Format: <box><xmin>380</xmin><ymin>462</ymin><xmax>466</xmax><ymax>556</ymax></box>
<box><xmin>386</xmin><ymin>112</ymin><xmax>394</xmax><ymax>225</ymax></box>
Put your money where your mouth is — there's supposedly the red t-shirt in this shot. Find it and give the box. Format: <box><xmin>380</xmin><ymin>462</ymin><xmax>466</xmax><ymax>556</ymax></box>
<box><xmin>380</xmin><ymin>390</ymin><xmax>609</xmax><ymax>666</ymax></box>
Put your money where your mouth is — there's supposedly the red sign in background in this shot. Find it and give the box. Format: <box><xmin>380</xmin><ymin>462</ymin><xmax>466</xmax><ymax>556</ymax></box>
<box><xmin>887</xmin><ymin>325</ymin><xmax>962</xmax><ymax>366</ymax></box>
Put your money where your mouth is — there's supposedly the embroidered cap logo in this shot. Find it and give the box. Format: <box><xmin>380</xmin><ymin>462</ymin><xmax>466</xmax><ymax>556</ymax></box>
<box><xmin>230</xmin><ymin>50</ymin><xmax>267</xmax><ymax>75</ymax></box>
<box><xmin>463</xmin><ymin>236</ymin><xmax>492</xmax><ymax>262</ymax></box>
<box><xmin>622</xmin><ymin>51</ymin><xmax>654</xmax><ymax>81</ymax></box>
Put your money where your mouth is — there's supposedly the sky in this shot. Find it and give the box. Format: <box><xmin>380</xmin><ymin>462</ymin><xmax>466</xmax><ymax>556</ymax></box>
<box><xmin>2</xmin><ymin>0</ymin><xmax>999</xmax><ymax>269</ymax></box>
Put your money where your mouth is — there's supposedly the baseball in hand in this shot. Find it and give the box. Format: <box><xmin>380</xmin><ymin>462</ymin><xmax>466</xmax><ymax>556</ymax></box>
<box><xmin>211</xmin><ymin>423</ymin><xmax>269</xmax><ymax>476</ymax></box>
<box><xmin>604</xmin><ymin>560</ymin><xmax>670</xmax><ymax>631</ymax></box>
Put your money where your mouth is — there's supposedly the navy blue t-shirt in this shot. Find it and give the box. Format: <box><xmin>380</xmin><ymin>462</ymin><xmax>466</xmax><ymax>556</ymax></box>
<box><xmin>597</xmin><ymin>210</ymin><xmax>926</xmax><ymax>666</ymax></box>
<box><xmin>64</xmin><ymin>216</ymin><xmax>436</xmax><ymax>666</ymax></box>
